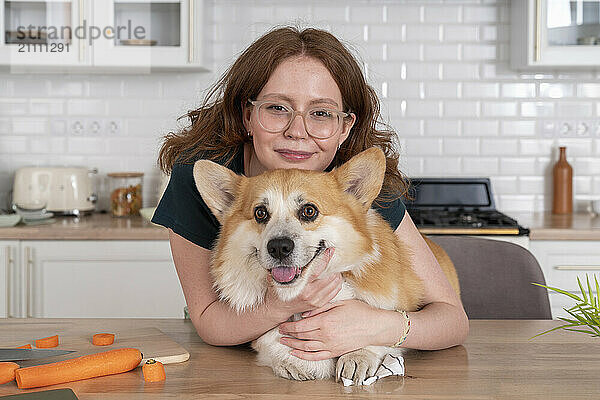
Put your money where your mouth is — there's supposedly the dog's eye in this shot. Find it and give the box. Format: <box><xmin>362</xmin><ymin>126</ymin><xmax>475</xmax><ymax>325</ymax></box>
<box><xmin>299</xmin><ymin>204</ymin><xmax>318</xmax><ymax>221</ymax></box>
<box><xmin>254</xmin><ymin>206</ymin><xmax>269</xmax><ymax>223</ymax></box>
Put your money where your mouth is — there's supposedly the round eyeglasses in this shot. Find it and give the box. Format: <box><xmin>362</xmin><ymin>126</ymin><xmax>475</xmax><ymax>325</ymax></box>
<box><xmin>248</xmin><ymin>99</ymin><xmax>352</xmax><ymax>139</ymax></box>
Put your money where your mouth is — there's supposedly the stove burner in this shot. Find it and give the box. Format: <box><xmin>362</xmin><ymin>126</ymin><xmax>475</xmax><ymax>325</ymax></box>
<box><xmin>408</xmin><ymin>209</ymin><xmax>523</xmax><ymax>233</ymax></box>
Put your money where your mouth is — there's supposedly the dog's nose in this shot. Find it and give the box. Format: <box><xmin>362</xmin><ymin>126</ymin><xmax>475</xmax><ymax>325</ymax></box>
<box><xmin>267</xmin><ymin>237</ymin><xmax>294</xmax><ymax>260</ymax></box>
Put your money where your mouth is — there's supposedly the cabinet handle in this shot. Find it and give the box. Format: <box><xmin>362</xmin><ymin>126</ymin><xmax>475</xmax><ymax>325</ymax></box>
<box><xmin>5</xmin><ymin>246</ymin><xmax>12</xmax><ymax>317</ymax></box>
<box><xmin>534</xmin><ymin>0</ymin><xmax>541</xmax><ymax>62</ymax></box>
<box><xmin>188</xmin><ymin>0</ymin><xmax>194</xmax><ymax>63</ymax></box>
<box><xmin>554</xmin><ymin>265</ymin><xmax>600</xmax><ymax>271</ymax></box>
<box><xmin>79</xmin><ymin>0</ymin><xmax>84</xmax><ymax>62</ymax></box>
<box><xmin>26</xmin><ymin>246</ymin><xmax>33</xmax><ymax>318</ymax></box>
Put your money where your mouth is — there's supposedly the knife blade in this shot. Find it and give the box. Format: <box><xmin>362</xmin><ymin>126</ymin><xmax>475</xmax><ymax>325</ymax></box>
<box><xmin>0</xmin><ymin>348</ymin><xmax>76</xmax><ymax>361</ymax></box>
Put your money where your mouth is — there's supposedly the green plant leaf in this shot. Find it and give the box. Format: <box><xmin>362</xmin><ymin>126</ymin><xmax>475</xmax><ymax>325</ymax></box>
<box><xmin>595</xmin><ymin>275</ymin><xmax>599</xmax><ymax>307</ymax></box>
<box><xmin>586</xmin><ymin>274</ymin><xmax>594</xmax><ymax>306</ymax></box>
<box><xmin>529</xmin><ymin>323</ymin><xmax>570</xmax><ymax>339</ymax></box>
<box><xmin>531</xmin><ymin>274</ymin><xmax>600</xmax><ymax>340</ymax></box>
<box><xmin>577</xmin><ymin>276</ymin><xmax>589</xmax><ymax>304</ymax></box>
<box><xmin>564</xmin><ymin>327</ymin><xmax>600</xmax><ymax>337</ymax></box>
<box><xmin>531</xmin><ymin>283</ymin><xmax>583</xmax><ymax>301</ymax></box>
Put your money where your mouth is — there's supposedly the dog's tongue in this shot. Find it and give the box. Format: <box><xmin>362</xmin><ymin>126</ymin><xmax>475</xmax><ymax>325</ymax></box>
<box><xmin>271</xmin><ymin>266</ymin><xmax>297</xmax><ymax>283</ymax></box>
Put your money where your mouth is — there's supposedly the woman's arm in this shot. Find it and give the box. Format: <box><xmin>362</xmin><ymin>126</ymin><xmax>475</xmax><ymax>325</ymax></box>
<box><xmin>380</xmin><ymin>209</ymin><xmax>470</xmax><ymax>350</ymax></box>
<box><xmin>168</xmin><ymin>229</ymin><xmax>343</xmax><ymax>346</ymax></box>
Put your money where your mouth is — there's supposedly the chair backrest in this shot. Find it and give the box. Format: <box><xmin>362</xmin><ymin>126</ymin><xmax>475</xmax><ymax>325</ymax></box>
<box><xmin>429</xmin><ymin>236</ymin><xmax>552</xmax><ymax>320</ymax></box>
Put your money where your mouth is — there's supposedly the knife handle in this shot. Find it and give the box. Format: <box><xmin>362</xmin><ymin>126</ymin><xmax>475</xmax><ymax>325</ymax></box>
<box><xmin>139</xmin><ymin>353</ymin><xmax>190</xmax><ymax>367</ymax></box>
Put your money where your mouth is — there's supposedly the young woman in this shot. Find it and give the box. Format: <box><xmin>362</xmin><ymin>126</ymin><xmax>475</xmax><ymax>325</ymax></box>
<box><xmin>152</xmin><ymin>26</ymin><xmax>468</xmax><ymax>361</ymax></box>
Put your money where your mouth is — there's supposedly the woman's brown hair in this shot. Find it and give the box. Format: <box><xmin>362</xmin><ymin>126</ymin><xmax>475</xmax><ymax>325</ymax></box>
<box><xmin>157</xmin><ymin>25</ymin><xmax>410</xmax><ymax>206</ymax></box>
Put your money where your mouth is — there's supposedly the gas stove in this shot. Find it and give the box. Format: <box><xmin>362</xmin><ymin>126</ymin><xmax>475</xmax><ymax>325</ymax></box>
<box><xmin>404</xmin><ymin>178</ymin><xmax>529</xmax><ymax>236</ymax></box>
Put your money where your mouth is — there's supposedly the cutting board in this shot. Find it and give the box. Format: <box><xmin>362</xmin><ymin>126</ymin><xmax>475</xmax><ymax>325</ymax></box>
<box><xmin>1</xmin><ymin>327</ymin><xmax>190</xmax><ymax>368</ymax></box>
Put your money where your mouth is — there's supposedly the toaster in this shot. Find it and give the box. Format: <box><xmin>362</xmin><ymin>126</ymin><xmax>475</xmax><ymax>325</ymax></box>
<box><xmin>12</xmin><ymin>166</ymin><xmax>98</xmax><ymax>216</ymax></box>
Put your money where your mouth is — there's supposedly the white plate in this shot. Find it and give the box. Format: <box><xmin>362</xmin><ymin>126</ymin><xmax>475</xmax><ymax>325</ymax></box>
<box><xmin>21</xmin><ymin>212</ymin><xmax>54</xmax><ymax>221</ymax></box>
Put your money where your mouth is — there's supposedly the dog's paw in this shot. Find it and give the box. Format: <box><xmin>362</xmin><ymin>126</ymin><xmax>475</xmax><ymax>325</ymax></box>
<box><xmin>272</xmin><ymin>359</ymin><xmax>316</xmax><ymax>381</ymax></box>
<box><xmin>336</xmin><ymin>348</ymin><xmax>381</xmax><ymax>385</ymax></box>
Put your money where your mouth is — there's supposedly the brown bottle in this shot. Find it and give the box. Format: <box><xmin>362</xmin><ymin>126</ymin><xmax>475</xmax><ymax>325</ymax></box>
<box><xmin>552</xmin><ymin>146</ymin><xmax>573</xmax><ymax>214</ymax></box>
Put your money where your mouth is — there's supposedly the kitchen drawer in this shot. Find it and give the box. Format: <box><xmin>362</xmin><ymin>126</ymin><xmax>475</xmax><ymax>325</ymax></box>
<box><xmin>19</xmin><ymin>240</ymin><xmax>186</xmax><ymax>318</ymax></box>
<box><xmin>529</xmin><ymin>241</ymin><xmax>600</xmax><ymax>292</ymax></box>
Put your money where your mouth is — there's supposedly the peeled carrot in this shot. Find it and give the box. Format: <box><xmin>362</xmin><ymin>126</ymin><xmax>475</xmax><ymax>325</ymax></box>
<box><xmin>92</xmin><ymin>333</ymin><xmax>115</xmax><ymax>346</ymax></box>
<box><xmin>0</xmin><ymin>362</ymin><xmax>20</xmax><ymax>385</ymax></box>
<box><xmin>16</xmin><ymin>344</ymin><xmax>31</xmax><ymax>349</ymax></box>
<box><xmin>142</xmin><ymin>359</ymin><xmax>166</xmax><ymax>382</ymax></box>
<box><xmin>14</xmin><ymin>348</ymin><xmax>142</xmax><ymax>389</ymax></box>
<box><xmin>35</xmin><ymin>335</ymin><xmax>59</xmax><ymax>348</ymax></box>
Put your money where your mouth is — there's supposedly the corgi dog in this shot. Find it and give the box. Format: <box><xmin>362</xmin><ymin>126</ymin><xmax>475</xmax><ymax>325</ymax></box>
<box><xmin>193</xmin><ymin>147</ymin><xmax>460</xmax><ymax>384</ymax></box>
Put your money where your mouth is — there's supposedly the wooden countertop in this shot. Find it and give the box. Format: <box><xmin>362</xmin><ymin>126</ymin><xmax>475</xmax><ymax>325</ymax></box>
<box><xmin>508</xmin><ymin>212</ymin><xmax>600</xmax><ymax>240</ymax></box>
<box><xmin>0</xmin><ymin>318</ymin><xmax>598</xmax><ymax>399</ymax></box>
<box><xmin>0</xmin><ymin>211</ymin><xmax>598</xmax><ymax>241</ymax></box>
<box><xmin>0</xmin><ymin>212</ymin><xmax>168</xmax><ymax>240</ymax></box>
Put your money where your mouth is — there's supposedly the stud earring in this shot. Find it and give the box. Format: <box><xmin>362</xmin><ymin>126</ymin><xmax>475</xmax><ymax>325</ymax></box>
<box><xmin>337</xmin><ymin>143</ymin><xmax>341</xmax><ymax>150</ymax></box>
<box><xmin>247</xmin><ymin>131</ymin><xmax>252</xmax><ymax>136</ymax></box>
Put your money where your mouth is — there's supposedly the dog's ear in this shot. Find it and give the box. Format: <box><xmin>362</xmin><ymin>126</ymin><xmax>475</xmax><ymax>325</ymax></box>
<box><xmin>193</xmin><ymin>159</ymin><xmax>241</xmax><ymax>224</ymax></box>
<box><xmin>332</xmin><ymin>147</ymin><xmax>386</xmax><ymax>210</ymax></box>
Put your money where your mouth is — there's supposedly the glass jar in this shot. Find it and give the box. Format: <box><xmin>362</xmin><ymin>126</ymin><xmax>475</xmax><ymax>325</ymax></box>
<box><xmin>107</xmin><ymin>172</ymin><xmax>143</xmax><ymax>217</ymax></box>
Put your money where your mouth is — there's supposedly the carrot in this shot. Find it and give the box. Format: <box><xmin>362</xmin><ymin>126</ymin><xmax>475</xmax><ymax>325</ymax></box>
<box><xmin>92</xmin><ymin>333</ymin><xmax>115</xmax><ymax>346</ymax></box>
<box><xmin>0</xmin><ymin>362</ymin><xmax>20</xmax><ymax>385</ymax></box>
<box><xmin>142</xmin><ymin>359</ymin><xmax>166</xmax><ymax>382</ymax></box>
<box><xmin>35</xmin><ymin>335</ymin><xmax>59</xmax><ymax>348</ymax></box>
<box><xmin>14</xmin><ymin>348</ymin><xmax>142</xmax><ymax>389</ymax></box>
<box><xmin>16</xmin><ymin>344</ymin><xmax>31</xmax><ymax>349</ymax></box>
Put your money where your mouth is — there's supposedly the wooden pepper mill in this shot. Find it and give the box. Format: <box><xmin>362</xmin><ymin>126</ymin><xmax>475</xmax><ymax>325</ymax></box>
<box><xmin>552</xmin><ymin>146</ymin><xmax>573</xmax><ymax>214</ymax></box>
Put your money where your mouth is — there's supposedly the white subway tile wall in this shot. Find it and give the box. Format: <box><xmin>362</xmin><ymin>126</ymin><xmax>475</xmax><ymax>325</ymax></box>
<box><xmin>0</xmin><ymin>0</ymin><xmax>599</xmax><ymax>213</ymax></box>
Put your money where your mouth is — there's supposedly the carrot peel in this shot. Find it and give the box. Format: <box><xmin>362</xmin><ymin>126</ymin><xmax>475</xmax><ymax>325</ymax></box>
<box><xmin>16</xmin><ymin>344</ymin><xmax>31</xmax><ymax>349</ymax></box>
<box><xmin>92</xmin><ymin>333</ymin><xmax>115</xmax><ymax>346</ymax></box>
<box><xmin>35</xmin><ymin>335</ymin><xmax>59</xmax><ymax>348</ymax></box>
<box><xmin>14</xmin><ymin>348</ymin><xmax>142</xmax><ymax>389</ymax></box>
<box><xmin>142</xmin><ymin>359</ymin><xmax>166</xmax><ymax>382</ymax></box>
<box><xmin>0</xmin><ymin>362</ymin><xmax>20</xmax><ymax>385</ymax></box>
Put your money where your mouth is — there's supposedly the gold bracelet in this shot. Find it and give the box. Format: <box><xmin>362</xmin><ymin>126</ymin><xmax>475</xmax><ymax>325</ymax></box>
<box><xmin>392</xmin><ymin>309</ymin><xmax>411</xmax><ymax>348</ymax></box>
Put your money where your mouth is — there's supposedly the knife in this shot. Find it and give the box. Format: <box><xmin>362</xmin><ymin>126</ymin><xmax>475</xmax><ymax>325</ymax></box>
<box><xmin>0</xmin><ymin>348</ymin><xmax>76</xmax><ymax>362</ymax></box>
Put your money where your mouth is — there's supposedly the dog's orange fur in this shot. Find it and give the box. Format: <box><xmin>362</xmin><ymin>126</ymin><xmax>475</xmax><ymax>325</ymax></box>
<box><xmin>200</xmin><ymin>147</ymin><xmax>459</xmax><ymax>316</ymax></box>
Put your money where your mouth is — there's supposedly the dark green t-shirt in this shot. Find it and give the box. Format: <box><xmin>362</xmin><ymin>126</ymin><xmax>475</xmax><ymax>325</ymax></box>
<box><xmin>151</xmin><ymin>147</ymin><xmax>406</xmax><ymax>250</ymax></box>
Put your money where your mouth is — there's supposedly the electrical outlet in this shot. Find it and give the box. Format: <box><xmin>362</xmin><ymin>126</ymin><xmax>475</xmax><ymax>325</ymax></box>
<box><xmin>575</xmin><ymin>121</ymin><xmax>591</xmax><ymax>137</ymax></box>
<box><xmin>86</xmin><ymin>119</ymin><xmax>103</xmax><ymax>136</ymax></box>
<box><xmin>105</xmin><ymin>119</ymin><xmax>122</xmax><ymax>135</ymax></box>
<box><xmin>69</xmin><ymin>119</ymin><xmax>85</xmax><ymax>135</ymax></box>
<box><xmin>551</xmin><ymin>120</ymin><xmax>597</xmax><ymax>138</ymax></box>
<box><xmin>557</xmin><ymin>120</ymin><xmax>576</xmax><ymax>137</ymax></box>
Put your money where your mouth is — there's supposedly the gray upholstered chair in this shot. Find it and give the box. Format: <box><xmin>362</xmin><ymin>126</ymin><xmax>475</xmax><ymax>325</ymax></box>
<box><xmin>429</xmin><ymin>236</ymin><xmax>552</xmax><ymax>320</ymax></box>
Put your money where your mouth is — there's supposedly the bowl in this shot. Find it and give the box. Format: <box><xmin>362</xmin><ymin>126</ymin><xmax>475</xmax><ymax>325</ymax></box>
<box><xmin>0</xmin><ymin>214</ymin><xmax>22</xmax><ymax>227</ymax></box>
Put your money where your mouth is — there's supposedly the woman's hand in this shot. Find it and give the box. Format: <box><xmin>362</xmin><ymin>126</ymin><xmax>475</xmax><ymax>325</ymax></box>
<box><xmin>277</xmin><ymin>299</ymin><xmax>389</xmax><ymax>361</ymax></box>
<box><xmin>265</xmin><ymin>247</ymin><xmax>343</xmax><ymax>320</ymax></box>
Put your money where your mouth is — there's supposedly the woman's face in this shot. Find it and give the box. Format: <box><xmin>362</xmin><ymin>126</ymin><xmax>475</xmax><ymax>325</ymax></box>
<box><xmin>242</xmin><ymin>56</ymin><xmax>356</xmax><ymax>172</ymax></box>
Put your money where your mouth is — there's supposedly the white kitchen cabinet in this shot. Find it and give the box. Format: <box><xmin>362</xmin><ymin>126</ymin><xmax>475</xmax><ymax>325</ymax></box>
<box><xmin>6</xmin><ymin>240</ymin><xmax>186</xmax><ymax>318</ymax></box>
<box><xmin>0</xmin><ymin>0</ymin><xmax>91</xmax><ymax>71</ymax></box>
<box><xmin>0</xmin><ymin>0</ymin><xmax>207</xmax><ymax>72</ymax></box>
<box><xmin>529</xmin><ymin>240</ymin><xmax>600</xmax><ymax>319</ymax></box>
<box><xmin>0</xmin><ymin>241</ymin><xmax>19</xmax><ymax>318</ymax></box>
<box><xmin>92</xmin><ymin>0</ymin><xmax>205</xmax><ymax>71</ymax></box>
<box><xmin>511</xmin><ymin>0</ymin><xmax>600</xmax><ymax>68</ymax></box>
